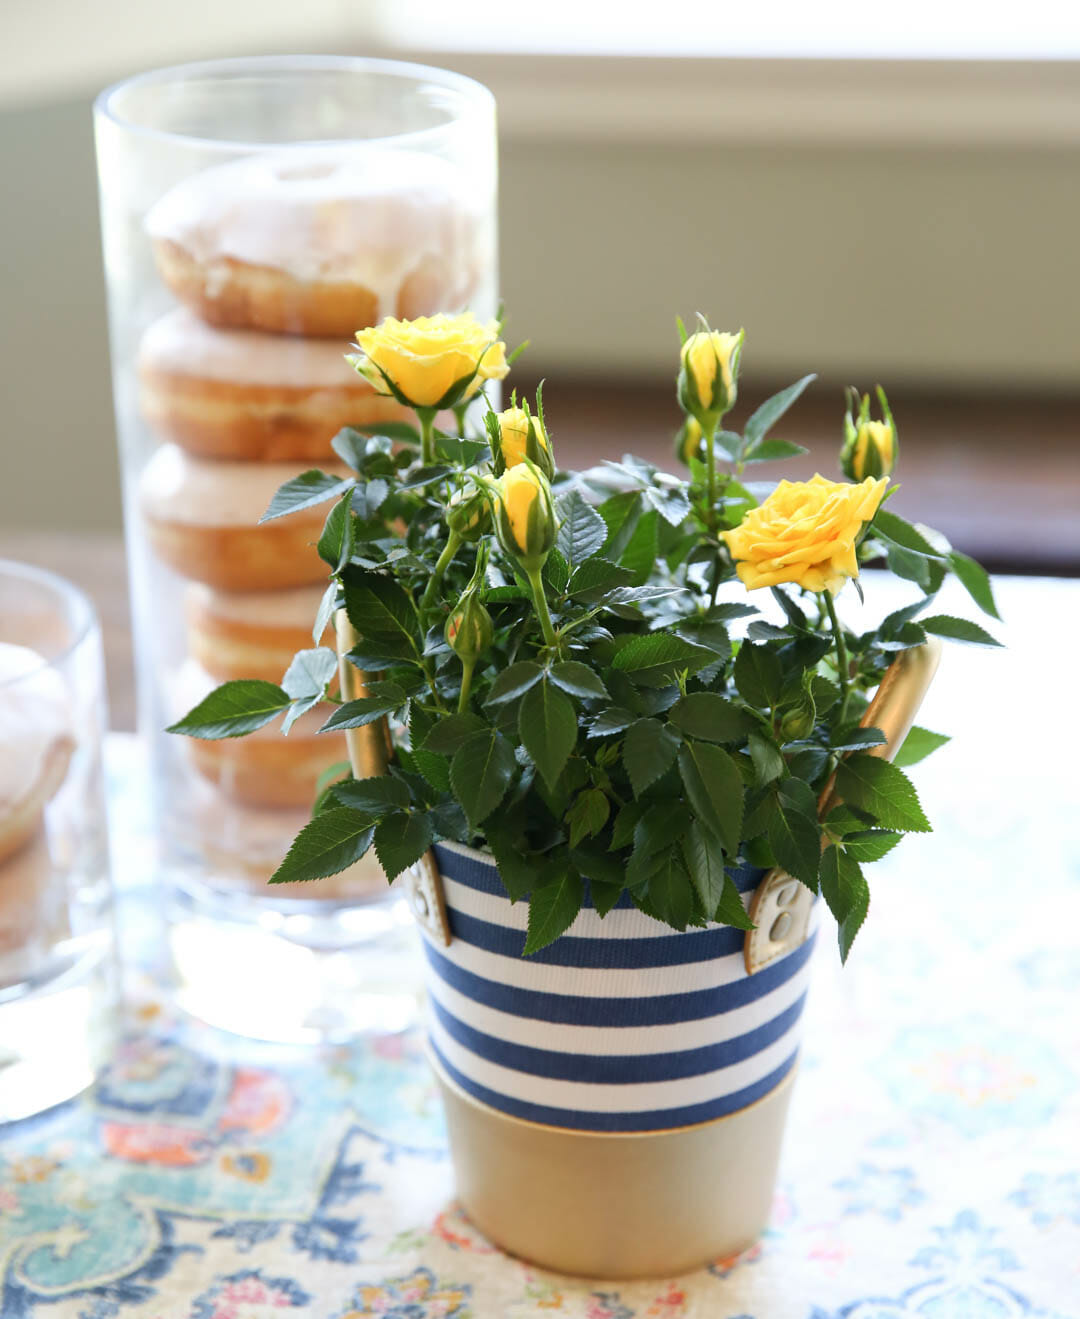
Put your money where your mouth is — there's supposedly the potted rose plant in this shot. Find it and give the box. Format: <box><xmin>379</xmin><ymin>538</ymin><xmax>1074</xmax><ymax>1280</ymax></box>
<box><xmin>171</xmin><ymin>312</ymin><xmax>1000</xmax><ymax>1278</ymax></box>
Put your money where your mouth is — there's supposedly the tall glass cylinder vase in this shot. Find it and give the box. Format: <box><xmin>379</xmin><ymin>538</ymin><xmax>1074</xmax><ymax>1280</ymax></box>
<box><xmin>94</xmin><ymin>57</ymin><xmax>498</xmax><ymax>1042</ymax></box>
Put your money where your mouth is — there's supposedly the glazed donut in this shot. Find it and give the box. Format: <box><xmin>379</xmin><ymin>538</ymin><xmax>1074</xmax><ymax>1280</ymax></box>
<box><xmin>0</xmin><ymin>644</ymin><xmax>75</xmax><ymax>866</ymax></box>
<box><xmin>138</xmin><ymin>308</ymin><xmax>410</xmax><ymax>461</ymax></box>
<box><xmin>145</xmin><ymin>148</ymin><xmax>484</xmax><ymax>337</ymax></box>
<box><xmin>185</xmin><ymin>583</ymin><xmax>331</xmax><ymax>684</ymax></box>
<box><xmin>140</xmin><ymin>444</ymin><xmax>346</xmax><ymax>591</ymax></box>
<box><xmin>175</xmin><ymin>662</ymin><xmax>347</xmax><ymax>809</ymax></box>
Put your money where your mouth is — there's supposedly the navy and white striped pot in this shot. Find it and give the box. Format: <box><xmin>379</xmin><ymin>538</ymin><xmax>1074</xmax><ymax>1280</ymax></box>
<box><xmin>412</xmin><ymin>840</ymin><xmax>819</xmax><ymax>1279</ymax></box>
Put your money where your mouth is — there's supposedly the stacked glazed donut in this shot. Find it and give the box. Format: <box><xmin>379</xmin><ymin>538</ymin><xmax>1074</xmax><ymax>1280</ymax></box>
<box><xmin>136</xmin><ymin>147</ymin><xmax>483</xmax><ymax>870</ymax></box>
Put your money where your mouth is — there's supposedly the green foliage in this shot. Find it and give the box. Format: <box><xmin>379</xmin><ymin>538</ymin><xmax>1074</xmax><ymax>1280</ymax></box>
<box><xmin>167</xmin><ymin>330</ymin><xmax>998</xmax><ymax>961</ymax></box>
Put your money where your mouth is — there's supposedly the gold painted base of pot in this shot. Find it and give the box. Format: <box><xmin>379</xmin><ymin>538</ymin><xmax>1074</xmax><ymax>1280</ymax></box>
<box><xmin>432</xmin><ymin>1051</ymin><xmax>796</xmax><ymax>1280</ymax></box>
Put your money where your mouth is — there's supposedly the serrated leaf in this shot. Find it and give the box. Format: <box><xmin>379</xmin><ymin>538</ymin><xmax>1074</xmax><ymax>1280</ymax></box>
<box><xmin>666</xmin><ymin>694</ymin><xmax>753</xmax><ymax>746</ymax></box>
<box><xmin>567</xmin><ymin>557</ymin><xmax>635</xmax><ymax>599</ymax></box>
<box><xmin>743</xmin><ymin>373</ymin><xmax>817</xmax><ymax>446</ymax></box>
<box><xmin>342</xmin><ymin>570</ymin><xmax>417</xmax><ymax>644</ymax></box>
<box><xmin>742</xmin><ymin>438</ymin><xmax>810</xmax><ymax>464</ymax></box>
<box><xmin>733</xmin><ymin>642</ymin><xmax>784</xmax><ymax>709</ymax></box>
<box><xmin>519</xmin><ymin>678</ymin><xmax>578</xmax><ymax>791</ymax></box>
<box><xmin>642</xmin><ymin>481</ymin><xmax>692</xmax><ymax>527</ymax></box>
<box><xmin>398</xmin><ymin>463</ymin><xmax>455</xmax><ymax>490</ymax></box>
<box><xmin>748</xmin><ymin>731</ymin><xmax>785</xmax><ymax>785</ymax></box>
<box><xmin>948</xmin><ymin>550</ymin><xmax>1000</xmax><ymax>620</ymax></box>
<box><xmin>484</xmin><ymin>661</ymin><xmax>544</xmax><ymax>706</ymax></box>
<box><xmin>320</xmin><ymin>684</ymin><xmax>405</xmax><ymax>731</ymax></box>
<box><xmin>317</xmin><ymin>490</ymin><xmax>354</xmax><ymax>570</ymax></box>
<box><xmin>423</xmin><ymin>712</ymin><xmax>487</xmax><ymax>755</ymax></box>
<box><xmin>556</xmin><ymin>489</ymin><xmax>608</xmax><ymax>565</ymax></box>
<box><xmin>841</xmin><ymin>829</ymin><xmax>902</xmax><ymax>863</ymax></box>
<box><xmin>920</xmin><ymin>614</ymin><xmax>1001</xmax><ymax>647</ymax></box>
<box><xmin>485</xmin><ymin>821</ymin><xmax>540</xmax><ymax>902</ymax></box>
<box><xmin>828</xmin><ymin>725</ymin><xmax>888</xmax><ymax>753</ymax></box>
<box><xmin>893</xmin><ymin>725</ymin><xmax>951</xmax><ymax>768</ymax></box>
<box><xmin>820</xmin><ymin>844</ymin><xmax>870</xmax><ymax>962</ymax></box>
<box><xmin>260</xmin><ymin>470</ymin><xmax>353</xmax><ymax>522</ymax></box>
<box><xmin>167</xmin><ymin>680</ymin><xmax>290</xmax><ymax>739</ymax></box>
<box><xmin>619</xmin><ymin>508</ymin><xmax>659</xmax><ymax>585</ymax></box>
<box><xmin>835</xmin><ymin>754</ymin><xmax>931</xmax><ymax>833</ymax></box>
<box><xmin>611</xmin><ymin>632</ymin><xmax>716</xmax><ymax>687</ymax></box>
<box><xmin>281</xmin><ymin>647</ymin><xmax>338</xmax><ymax>732</ymax></box>
<box><xmin>646</xmin><ymin>850</ymin><xmax>694</xmax><ymax>931</ymax></box>
<box><xmin>550</xmin><ymin>661</ymin><xmax>609</xmax><ymax>701</ymax></box>
<box><xmin>747</xmin><ymin>621</ymin><xmax>792</xmax><ymax>643</ymax></box>
<box><xmin>269</xmin><ymin>807</ymin><xmax>376</xmax><ymax>884</ymax></box>
<box><xmin>682</xmin><ymin>821</ymin><xmax>754</xmax><ymax>929</ymax></box>
<box><xmin>588</xmin><ymin>706</ymin><xmax>637</xmax><ymax>738</ymax></box>
<box><xmin>374</xmin><ymin>811</ymin><xmax>434</xmax><ymax>881</ymax></box>
<box><xmin>313</xmin><ymin>583</ymin><xmax>340</xmax><ymax>646</ymax></box>
<box><xmin>623</xmin><ymin>718</ymin><xmax>682</xmax><ymax>797</ymax></box>
<box><xmin>450</xmin><ymin>729</ymin><xmax>516</xmax><ymax>826</ymax></box>
<box><xmin>588</xmin><ymin>879</ymin><xmax>623</xmax><ymax>917</ymax></box>
<box><xmin>332</xmin><ymin>776</ymin><xmax>411</xmax><ymax>813</ymax></box>
<box><xmin>524</xmin><ymin>871</ymin><xmax>585</xmax><ymax>955</ymax></box>
<box><xmin>767</xmin><ymin>793</ymin><xmax>822</xmax><ymax>890</ymax></box>
<box><xmin>611</xmin><ymin>800</ymin><xmax>645</xmax><ymax>849</ymax></box>
<box><xmin>872</xmin><ymin>509</ymin><xmax>947</xmax><ymax>559</ymax></box>
<box><xmin>566</xmin><ymin>787</ymin><xmax>610</xmax><ymax>847</ymax></box>
<box><xmin>678</xmin><ymin>741</ymin><xmax>743</xmax><ymax>856</ymax></box>
<box><xmin>543</xmin><ymin>548</ymin><xmax>570</xmax><ymax>593</ymax></box>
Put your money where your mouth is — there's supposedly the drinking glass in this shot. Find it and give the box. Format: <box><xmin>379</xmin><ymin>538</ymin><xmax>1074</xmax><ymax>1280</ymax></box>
<box><xmin>0</xmin><ymin>560</ymin><xmax>117</xmax><ymax>1121</ymax></box>
<box><xmin>93</xmin><ymin>57</ymin><xmax>498</xmax><ymax>1041</ymax></box>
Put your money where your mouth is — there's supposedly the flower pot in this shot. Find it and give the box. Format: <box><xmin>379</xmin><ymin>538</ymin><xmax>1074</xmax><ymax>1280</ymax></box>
<box><xmin>409</xmin><ymin>841</ymin><xmax>817</xmax><ymax>1278</ymax></box>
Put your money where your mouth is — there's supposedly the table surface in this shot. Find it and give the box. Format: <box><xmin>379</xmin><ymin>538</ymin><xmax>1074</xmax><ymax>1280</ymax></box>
<box><xmin>1</xmin><ymin>575</ymin><xmax>1078</xmax><ymax>1319</ymax></box>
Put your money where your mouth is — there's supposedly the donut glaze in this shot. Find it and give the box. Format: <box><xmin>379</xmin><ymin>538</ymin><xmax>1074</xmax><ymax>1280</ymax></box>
<box><xmin>138</xmin><ymin>308</ymin><xmax>409</xmax><ymax>460</ymax></box>
<box><xmin>140</xmin><ymin>444</ymin><xmax>346</xmax><ymax>591</ymax></box>
<box><xmin>146</xmin><ymin>148</ymin><xmax>484</xmax><ymax>337</ymax></box>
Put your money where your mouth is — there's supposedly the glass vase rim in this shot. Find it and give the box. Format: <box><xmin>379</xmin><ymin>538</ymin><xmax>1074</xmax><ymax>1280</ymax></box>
<box><xmin>0</xmin><ymin>558</ymin><xmax>98</xmax><ymax>689</ymax></box>
<box><xmin>93</xmin><ymin>53</ymin><xmax>496</xmax><ymax>155</ymax></box>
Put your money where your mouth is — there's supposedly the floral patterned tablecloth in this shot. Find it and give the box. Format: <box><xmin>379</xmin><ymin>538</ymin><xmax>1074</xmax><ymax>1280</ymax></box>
<box><xmin>2</xmin><ymin>576</ymin><xmax>1078</xmax><ymax>1318</ymax></box>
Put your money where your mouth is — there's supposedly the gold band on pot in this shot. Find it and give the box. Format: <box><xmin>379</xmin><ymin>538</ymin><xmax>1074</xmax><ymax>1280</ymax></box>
<box><xmin>431</xmin><ymin>1046</ymin><xmax>797</xmax><ymax>1280</ymax></box>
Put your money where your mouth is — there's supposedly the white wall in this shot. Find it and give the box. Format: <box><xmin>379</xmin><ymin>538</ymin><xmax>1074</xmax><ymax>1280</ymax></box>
<box><xmin>1</xmin><ymin>16</ymin><xmax>1078</xmax><ymax>532</ymax></box>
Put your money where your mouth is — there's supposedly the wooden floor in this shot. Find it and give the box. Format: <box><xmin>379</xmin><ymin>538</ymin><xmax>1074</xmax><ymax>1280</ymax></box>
<box><xmin>2</xmin><ymin>380</ymin><xmax>1076</xmax><ymax>730</ymax></box>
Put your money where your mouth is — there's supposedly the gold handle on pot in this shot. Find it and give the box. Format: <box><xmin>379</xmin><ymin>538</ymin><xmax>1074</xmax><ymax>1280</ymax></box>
<box><xmin>744</xmin><ymin>637</ymin><xmax>943</xmax><ymax>974</ymax></box>
<box><xmin>334</xmin><ymin>609</ymin><xmax>451</xmax><ymax>946</ymax></box>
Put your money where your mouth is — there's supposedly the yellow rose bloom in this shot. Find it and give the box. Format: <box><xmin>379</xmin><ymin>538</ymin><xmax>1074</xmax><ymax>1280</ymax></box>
<box><xmin>351</xmin><ymin>312</ymin><xmax>509</xmax><ymax>409</ymax></box>
<box><xmin>680</xmin><ymin>329</ymin><xmax>743</xmax><ymax>416</ymax></box>
<box><xmin>491</xmin><ymin>464</ymin><xmax>557</xmax><ymax>570</ymax></box>
<box><xmin>723</xmin><ymin>474</ymin><xmax>888</xmax><ymax>595</ymax></box>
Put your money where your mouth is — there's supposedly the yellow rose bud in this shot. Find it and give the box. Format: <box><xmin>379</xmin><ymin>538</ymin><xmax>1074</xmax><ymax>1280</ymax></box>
<box><xmin>675</xmin><ymin>416</ymin><xmax>703</xmax><ymax>465</ymax></box>
<box><xmin>349</xmin><ymin>312</ymin><xmax>509</xmax><ymax>410</ymax></box>
<box><xmin>446</xmin><ymin>486</ymin><xmax>491</xmax><ymax>542</ymax></box>
<box><xmin>492</xmin><ymin>404</ymin><xmax>555</xmax><ymax>479</ymax></box>
<box><xmin>445</xmin><ymin>591</ymin><xmax>494</xmax><ymax>662</ymax></box>
<box><xmin>490</xmin><ymin>463</ymin><xmax>557</xmax><ymax>572</ymax></box>
<box><xmin>678</xmin><ymin>328</ymin><xmax>744</xmax><ymax>425</ymax></box>
<box><xmin>841</xmin><ymin>386</ymin><xmax>898</xmax><ymax>481</ymax></box>
<box><xmin>722</xmin><ymin>473</ymin><xmax>888</xmax><ymax>596</ymax></box>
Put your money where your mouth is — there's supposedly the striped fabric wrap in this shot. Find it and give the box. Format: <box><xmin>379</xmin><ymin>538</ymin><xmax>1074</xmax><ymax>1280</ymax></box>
<box><xmin>422</xmin><ymin>842</ymin><xmax>817</xmax><ymax>1134</ymax></box>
